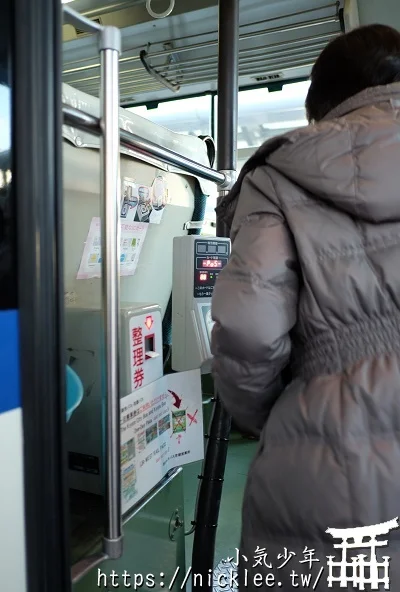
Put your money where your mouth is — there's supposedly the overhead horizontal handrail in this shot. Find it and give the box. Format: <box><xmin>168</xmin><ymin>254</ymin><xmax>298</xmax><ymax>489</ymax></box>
<box><xmin>155</xmin><ymin>36</ymin><xmax>335</xmax><ymax>73</ymax></box>
<box><xmin>118</xmin><ymin>44</ymin><xmax>325</xmax><ymax>88</ymax></box>
<box><xmin>62</xmin><ymin>105</ymin><xmax>229</xmax><ymax>187</ymax></box>
<box><xmin>64</xmin><ymin>31</ymin><xmax>337</xmax><ymax>88</ymax></box>
<box><xmin>117</xmin><ymin>54</ymin><xmax>319</xmax><ymax>89</ymax></box>
<box><xmin>137</xmin><ymin>59</ymin><xmax>317</xmax><ymax>95</ymax></box>
<box><xmin>71</xmin><ymin>36</ymin><xmax>326</xmax><ymax>90</ymax></box>
<box><xmin>150</xmin><ymin>46</ymin><xmax>326</xmax><ymax>78</ymax></box>
<box><xmin>73</xmin><ymin>53</ymin><xmax>319</xmax><ymax>97</ymax></box>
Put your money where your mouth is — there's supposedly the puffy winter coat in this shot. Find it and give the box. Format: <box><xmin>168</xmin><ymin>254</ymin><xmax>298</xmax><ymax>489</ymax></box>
<box><xmin>211</xmin><ymin>82</ymin><xmax>400</xmax><ymax>591</ymax></box>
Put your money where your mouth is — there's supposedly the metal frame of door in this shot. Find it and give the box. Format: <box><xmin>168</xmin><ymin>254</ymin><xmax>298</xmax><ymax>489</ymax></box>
<box><xmin>13</xmin><ymin>0</ymin><xmax>70</xmax><ymax>591</ymax></box>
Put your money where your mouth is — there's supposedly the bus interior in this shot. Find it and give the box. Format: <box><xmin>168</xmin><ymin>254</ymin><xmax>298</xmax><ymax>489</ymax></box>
<box><xmin>2</xmin><ymin>0</ymin><xmax>400</xmax><ymax>591</ymax></box>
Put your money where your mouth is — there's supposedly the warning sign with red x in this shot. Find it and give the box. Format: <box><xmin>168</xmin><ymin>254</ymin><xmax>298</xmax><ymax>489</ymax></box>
<box><xmin>187</xmin><ymin>409</ymin><xmax>198</xmax><ymax>426</ymax></box>
<box><xmin>120</xmin><ymin>367</ymin><xmax>204</xmax><ymax>516</ymax></box>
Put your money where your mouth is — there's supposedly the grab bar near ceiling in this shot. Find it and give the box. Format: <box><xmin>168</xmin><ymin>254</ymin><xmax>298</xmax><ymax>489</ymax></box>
<box><xmin>62</xmin><ymin>104</ymin><xmax>232</xmax><ymax>187</ymax></box>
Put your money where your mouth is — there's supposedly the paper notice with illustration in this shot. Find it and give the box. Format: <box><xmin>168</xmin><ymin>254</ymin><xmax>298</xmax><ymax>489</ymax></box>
<box><xmin>77</xmin><ymin>216</ymin><xmax>147</xmax><ymax>279</ymax></box>
<box><xmin>120</xmin><ymin>369</ymin><xmax>204</xmax><ymax>514</ymax></box>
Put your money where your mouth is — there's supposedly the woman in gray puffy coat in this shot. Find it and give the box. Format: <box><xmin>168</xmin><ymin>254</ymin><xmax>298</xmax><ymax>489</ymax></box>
<box><xmin>211</xmin><ymin>24</ymin><xmax>400</xmax><ymax>591</ymax></box>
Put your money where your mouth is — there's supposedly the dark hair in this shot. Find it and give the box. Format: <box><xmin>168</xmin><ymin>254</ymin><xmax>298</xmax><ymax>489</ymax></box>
<box><xmin>305</xmin><ymin>24</ymin><xmax>400</xmax><ymax>122</ymax></box>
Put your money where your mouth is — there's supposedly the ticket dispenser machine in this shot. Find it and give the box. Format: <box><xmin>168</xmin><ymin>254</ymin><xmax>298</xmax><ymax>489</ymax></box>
<box><xmin>171</xmin><ymin>236</ymin><xmax>231</xmax><ymax>373</ymax></box>
<box><xmin>65</xmin><ymin>303</ymin><xmax>163</xmax><ymax>495</ymax></box>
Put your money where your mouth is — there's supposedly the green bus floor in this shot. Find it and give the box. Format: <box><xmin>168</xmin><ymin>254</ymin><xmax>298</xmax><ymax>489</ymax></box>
<box><xmin>183</xmin><ymin>433</ymin><xmax>257</xmax><ymax>571</ymax></box>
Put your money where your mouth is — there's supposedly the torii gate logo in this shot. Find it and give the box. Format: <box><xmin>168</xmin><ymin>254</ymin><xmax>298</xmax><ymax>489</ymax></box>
<box><xmin>326</xmin><ymin>517</ymin><xmax>399</xmax><ymax>589</ymax></box>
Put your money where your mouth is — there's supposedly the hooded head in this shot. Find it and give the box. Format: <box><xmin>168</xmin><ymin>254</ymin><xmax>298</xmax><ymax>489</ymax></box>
<box><xmin>268</xmin><ymin>25</ymin><xmax>400</xmax><ymax>224</ymax></box>
<box><xmin>306</xmin><ymin>24</ymin><xmax>400</xmax><ymax>123</ymax></box>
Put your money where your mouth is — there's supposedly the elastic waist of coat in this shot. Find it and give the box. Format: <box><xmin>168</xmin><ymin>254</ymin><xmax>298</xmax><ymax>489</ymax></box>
<box><xmin>291</xmin><ymin>312</ymin><xmax>400</xmax><ymax>381</ymax></box>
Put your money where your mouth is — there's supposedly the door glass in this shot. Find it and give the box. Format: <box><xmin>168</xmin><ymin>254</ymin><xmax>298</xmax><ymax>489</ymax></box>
<box><xmin>236</xmin><ymin>80</ymin><xmax>310</xmax><ymax>170</ymax></box>
<box><xmin>213</xmin><ymin>80</ymin><xmax>310</xmax><ymax>173</ymax></box>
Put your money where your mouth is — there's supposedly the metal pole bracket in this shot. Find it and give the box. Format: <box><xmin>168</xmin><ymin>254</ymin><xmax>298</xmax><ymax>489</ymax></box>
<box><xmin>217</xmin><ymin>169</ymin><xmax>237</xmax><ymax>192</ymax></box>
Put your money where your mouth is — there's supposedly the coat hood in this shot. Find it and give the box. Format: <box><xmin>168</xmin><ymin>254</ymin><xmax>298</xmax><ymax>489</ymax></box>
<box><xmin>218</xmin><ymin>82</ymin><xmax>400</xmax><ymax>228</ymax></box>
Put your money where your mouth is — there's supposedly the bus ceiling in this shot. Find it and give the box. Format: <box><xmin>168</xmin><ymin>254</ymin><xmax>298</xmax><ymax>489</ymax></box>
<box><xmin>61</xmin><ymin>0</ymin><xmax>400</xmax><ymax>107</ymax></box>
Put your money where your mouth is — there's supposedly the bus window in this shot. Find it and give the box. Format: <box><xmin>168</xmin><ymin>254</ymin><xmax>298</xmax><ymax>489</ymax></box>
<box><xmin>127</xmin><ymin>94</ymin><xmax>212</xmax><ymax>137</ymax></box>
<box><xmin>213</xmin><ymin>80</ymin><xmax>310</xmax><ymax>173</ymax></box>
<box><xmin>204</xmin><ymin>80</ymin><xmax>311</xmax><ymax>235</ymax></box>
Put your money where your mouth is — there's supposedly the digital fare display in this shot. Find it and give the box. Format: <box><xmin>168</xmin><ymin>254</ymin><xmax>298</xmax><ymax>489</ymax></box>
<box><xmin>201</xmin><ymin>259</ymin><xmax>222</xmax><ymax>268</ymax></box>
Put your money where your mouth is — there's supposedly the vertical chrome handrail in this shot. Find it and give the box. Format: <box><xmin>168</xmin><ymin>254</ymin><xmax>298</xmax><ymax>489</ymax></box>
<box><xmin>99</xmin><ymin>26</ymin><xmax>123</xmax><ymax>559</ymax></box>
<box><xmin>63</xmin><ymin>5</ymin><xmax>123</xmax><ymax>561</ymax></box>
